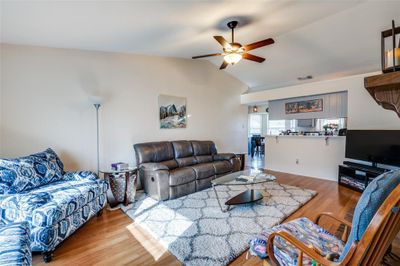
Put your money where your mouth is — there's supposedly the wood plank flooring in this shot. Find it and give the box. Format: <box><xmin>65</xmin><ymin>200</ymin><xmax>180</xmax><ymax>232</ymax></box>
<box><xmin>32</xmin><ymin>170</ymin><xmax>397</xmax><ymax>265</ymax></box>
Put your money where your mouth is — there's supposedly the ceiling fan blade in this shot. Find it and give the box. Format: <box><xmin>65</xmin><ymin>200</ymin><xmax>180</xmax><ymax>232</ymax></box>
<box><xmin>244</xmin><ymin>38</ymin><xmax>274</xmax><ymax>51</ymax></box>
<box><xmin>214</xmin><ymin>36</ymin><xmax>232</xmax><ymax>49</ymax></box>
<box><xmin>192</xmin><ymin>53</ymin><xmax>223</xmax><ymax>59</ymax></box>
<box><xmin>243</xmin><ymin>53</ymin><xmax>265</xmax><ymax>63</ymax></box>
<box><xmin>220</xmin><ymin>60</ymin><xmax>228</xmax><ymax>70</ymax></box>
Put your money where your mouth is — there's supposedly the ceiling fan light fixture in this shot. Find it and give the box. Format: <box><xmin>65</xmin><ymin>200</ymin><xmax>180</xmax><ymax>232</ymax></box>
<box><xmin>224</xmin><ymin>53</ymin><xmax>242</xmax><ymax>64</ymax></box>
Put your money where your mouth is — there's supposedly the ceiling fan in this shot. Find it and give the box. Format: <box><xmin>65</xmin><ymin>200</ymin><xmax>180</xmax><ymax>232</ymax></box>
<box><xmin>192</xmin><ymin>20</ymin><xmax>274</xmax><ymax>69</ymax></box>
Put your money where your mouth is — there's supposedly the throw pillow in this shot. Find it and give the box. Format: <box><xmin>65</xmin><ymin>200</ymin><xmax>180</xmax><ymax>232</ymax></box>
<box><xmin>0</xmin><ymin>148</ymin><xmax>64</xmax><ymax>194</ymax></box>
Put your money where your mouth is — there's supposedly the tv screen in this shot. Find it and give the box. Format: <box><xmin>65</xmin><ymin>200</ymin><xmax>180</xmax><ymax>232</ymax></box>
<box><xmin>345</xmin><ymin>130</ymin><xmax>400</xmax><ymax>166</ymax></box>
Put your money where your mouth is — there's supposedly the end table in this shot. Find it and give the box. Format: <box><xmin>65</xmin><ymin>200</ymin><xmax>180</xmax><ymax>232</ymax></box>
<box><xmin>100</xmin><ymin>167</ymin><xmax>137</xmax><ymax>208</ymax></box>
<box><xmin>235</xmin><ymin>153</ymin><xmax>246</xmax><ymax>171</ymax></box>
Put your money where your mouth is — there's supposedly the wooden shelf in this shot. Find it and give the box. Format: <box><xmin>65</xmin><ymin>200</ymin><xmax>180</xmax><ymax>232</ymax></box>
<box><xmin>364</xmin><ymin>71</ymin><xmax>400</xmax><ymax>118</ymax></box>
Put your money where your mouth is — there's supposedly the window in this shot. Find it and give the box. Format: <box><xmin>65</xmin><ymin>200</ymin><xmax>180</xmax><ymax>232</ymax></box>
<box><xmin>268</xmin><ymin>120</ymin><xmax>286</xmax><ymax>135</ymax></box>
<box><xmin>249</xmin><ymin>114</ymin><xmax>262</xmax><ymax>136</ymax></box>
<box><xmin>316</xmin><ymin>118</ymin><xmax>347</xmax><ymax>131</ymax></box>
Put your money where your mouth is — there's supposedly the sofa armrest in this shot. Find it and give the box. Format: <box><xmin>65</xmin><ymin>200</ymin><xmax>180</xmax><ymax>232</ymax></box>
<box><xmin>0</xmin><ymin>222</ymin><xmax>32</xmax><ymax>266</ymax></box>
<box><xmin>63</xmin><ymin>171</ymin><xmax>98</xmax><ymax>181</ymax></box>
<box><xmin>140</xmin><ymin>162</ymin><xmax>169</xmax><ymax>171</ymax></box>
<box><xmin>138</xmin><ymin>163</ymin><xmax>170</xmax><ymax>201</ymax></box>
<box><xmin>213</xmin><ymin>153</ymin><xmax>236</xmax><ymax>161</ymax></box>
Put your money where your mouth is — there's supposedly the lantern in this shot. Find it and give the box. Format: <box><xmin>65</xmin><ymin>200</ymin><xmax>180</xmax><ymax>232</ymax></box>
<box><xmin>381</xmin><ymin>20</ymin><xmax>400</xmax><ymax>73</ymax></box>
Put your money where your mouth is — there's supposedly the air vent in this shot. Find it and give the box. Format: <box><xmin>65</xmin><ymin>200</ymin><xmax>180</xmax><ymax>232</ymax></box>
<box><xmin>297</xmin><ymin>75</ymin><xmax>313</xmax><ymax>81</ymax></box>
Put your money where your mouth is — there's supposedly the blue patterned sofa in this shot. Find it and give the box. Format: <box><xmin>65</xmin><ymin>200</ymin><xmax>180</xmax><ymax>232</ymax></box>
<box><xmin>0</xmin><ymin>222</ymin><xmax>31</xmax><ymax>266</ymax></box>
<box><xmin>0</xmin><ymin>148</ymin><xmax>108</xmax><ymax>262</ymax></box>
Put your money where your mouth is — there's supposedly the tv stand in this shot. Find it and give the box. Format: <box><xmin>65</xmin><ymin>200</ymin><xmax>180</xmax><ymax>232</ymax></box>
<box><xmin>339</xmin><ymin>162</ymin><xmax>389</xmax><ymax>192</ymax></box>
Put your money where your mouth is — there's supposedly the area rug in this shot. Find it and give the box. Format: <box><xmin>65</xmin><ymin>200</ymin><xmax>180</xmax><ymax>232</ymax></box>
<box><xmin>122</xmin><ymin>182</ymin><xmax>316</xmax><ymax>266</ymax></box>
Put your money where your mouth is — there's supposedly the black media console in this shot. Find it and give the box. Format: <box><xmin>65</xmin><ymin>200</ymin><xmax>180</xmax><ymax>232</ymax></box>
<box><xmin>338</xmin><ymin>161</ymin><xmax>390</xmax><ymax>192</ymax></box>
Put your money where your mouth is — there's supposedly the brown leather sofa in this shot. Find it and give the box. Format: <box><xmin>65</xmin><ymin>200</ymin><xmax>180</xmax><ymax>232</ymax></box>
<box><xmin>134</xmin><ymin>140</ymin><xmax>240</xmax><ymax>201</ymax></box>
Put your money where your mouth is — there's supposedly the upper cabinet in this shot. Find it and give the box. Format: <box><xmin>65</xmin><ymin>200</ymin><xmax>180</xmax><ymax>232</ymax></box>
<box><xmin>268</xmin><ymin>91</ymin><xmax>348</xmax><ymax>120</ymax></box>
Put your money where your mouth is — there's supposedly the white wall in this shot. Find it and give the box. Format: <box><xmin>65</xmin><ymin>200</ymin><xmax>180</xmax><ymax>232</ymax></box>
<box><xmin>243</xmin><ymin>72</ymin><xmax>400</xmax><ymax>179</ymax></box>
<box><xmin>242</xmin><ymin>72</ymin><xmax>400</xmax><ymax>130</ymax></box>
<box><xmin>265</xmin><ymin>136</ymin><xmax>346</xmax><ymax>181</ymax></box>
<box><xmin>0</xmin><ymin>44</ymin><xmax>248</xmax><ymax>171</ymax></box>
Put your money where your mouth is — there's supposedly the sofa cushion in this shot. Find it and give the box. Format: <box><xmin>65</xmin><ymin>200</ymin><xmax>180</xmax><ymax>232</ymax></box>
<box><xmin>340</xmin><ymin>169</ymin><xmax>400</xmax><ymax>260</ymax></box>
<box><xmin>190</xmin><ymin>163</ymin><xmax>215</xmax><ymax>180</ymax></box>
<box><xmin>214</xmin><ymin>153</ymin><xmax>235</xmax><ymax>161</ymax></box>
<box><xmin>176</xmin><ymin>157</ymin><xmax>197</xmax><ymax>167</ymax></box>
<box><xmin>134</xmin><ymin>141</ymin><xmax>175</xmax><ymax>165</ymax></box>
<box><xmin>169</xmin><ymin>167</ymin><xmax>196</xmax><ymax>186</ymax></box>
<box><xmin>196</xmin><ymin>176</ymin><xmax>213</xmax><ymax>191</ymax></box>
<box><xmin>172</xmin><ymin>141</ymin><xmax>194</xmax><ymax>158</ymax></box>
<box><xmin>160</xmin><ymin>160</ymin><xmax>178</xmax><ymax>170</ymax></box>
<box><xmin>169</xmin><ymin>181</ymin><xmax>196</xmax><ymax>200</ymax></box>
<box><xmin>0</xmin><ymin>179</ymin><xmax>108</xmax><ymax>227</ymax></box>
<box><xmin>0</xmin><ymin>222</ymin><xmax>32</xmax><ymax>266</ymax></box>
<box><xmin>213</xmin><ymin>161</ymin><xmax>232</xmax><ymax>175</ymax></box>
<box><xmin>62</xmin><ymin>171</ymin><xmax>98</xmax><ymax>181</ymax></box>
<box><xmin>0</xmin><ymin>148</ymin><xmax>64</xmax><ymax>195</ymax></box>
<box><xmin>191</xmin><ymin>141</ymin><xmax>217</xmax><ymax>156</ymax></box>
<box><xmin>195</xmin><ymin>155</ymin><xmax>213</xmax><ymax>164</ymax></box>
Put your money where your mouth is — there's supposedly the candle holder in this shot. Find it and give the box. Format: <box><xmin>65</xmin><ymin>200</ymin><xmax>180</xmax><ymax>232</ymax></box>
<box><xmin>381</xmin><ymin>20</ymin><xmax>400</xmax><ymax>73</ymax></box>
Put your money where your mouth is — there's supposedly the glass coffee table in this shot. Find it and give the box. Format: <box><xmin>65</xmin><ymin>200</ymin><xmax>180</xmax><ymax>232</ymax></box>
<box><xmin>211</xmin><ymin>169</ymin><xmax>276</xmax><ymax>212</ymax></box>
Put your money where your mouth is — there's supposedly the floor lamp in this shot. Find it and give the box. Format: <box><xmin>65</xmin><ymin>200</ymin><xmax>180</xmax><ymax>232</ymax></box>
<box><xmin>90</xmin><ymin>96</ymin><xmax>103</xmax><ymax>175</ymax></box>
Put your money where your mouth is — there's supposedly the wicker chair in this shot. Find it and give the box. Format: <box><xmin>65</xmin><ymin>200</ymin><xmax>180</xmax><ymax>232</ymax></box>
<box><xmin>249</xmin><ymin>170</ymin><xmax>400</xmax><ymax>266</ymax></box>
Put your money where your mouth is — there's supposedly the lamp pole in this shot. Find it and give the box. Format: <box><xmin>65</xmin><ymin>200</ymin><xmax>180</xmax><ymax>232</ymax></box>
<box><xmin>94</xmin><ymin>103</ymin><xmax>101</xmax><ymax>175</ymax></box>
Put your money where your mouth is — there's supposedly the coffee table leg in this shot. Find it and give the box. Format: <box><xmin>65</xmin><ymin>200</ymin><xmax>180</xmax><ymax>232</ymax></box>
<box><xmin>213</xmin><ymin>185</ymin><xmax>229</xmax><ymax>213</ymax></box>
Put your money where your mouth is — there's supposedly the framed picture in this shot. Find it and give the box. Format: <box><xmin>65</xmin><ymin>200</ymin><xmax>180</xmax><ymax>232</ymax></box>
<box><xmin>285</xmin><ymin>98</ymin><xmax>323</xmax><ymax>114</ymax></box>
<box><xmin>158</xmin><ymin>95</ymin><xmax>187</xmax><ymax>129</ymax></box>
<box><xmin>285</xmin><ymin>102</ymin><xmax>299</xmax><ymax>114</ymax></box>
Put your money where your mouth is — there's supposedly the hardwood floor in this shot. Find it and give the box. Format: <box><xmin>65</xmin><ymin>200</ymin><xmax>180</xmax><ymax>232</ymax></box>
<box><xmin>32</xmin><ymin>170</ymin><xmax>397</xmax><ymax>265</ymax></box>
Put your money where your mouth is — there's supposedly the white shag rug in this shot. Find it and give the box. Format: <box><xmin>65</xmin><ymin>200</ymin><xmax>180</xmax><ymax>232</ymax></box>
<box><xmin>122</xmin><ymin>182</ymin><xmax>316</xmax><ymax>266</ymax></box>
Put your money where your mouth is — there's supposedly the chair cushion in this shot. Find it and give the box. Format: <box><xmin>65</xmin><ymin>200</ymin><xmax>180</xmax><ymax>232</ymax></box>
<box><xmin>169</xmin><ymin>167</ymin><xmax>196</xmax><ymax>186</ymax></box>
<box><xmin>0</xmin><ymin>179</ymin><xmax>108</xmax><ymax>227</ymax></box>
<box><xmin>340</xmin><ymin>169</ymin><xmax>400</xmax><ymax>260</ymax></box>
<box><xmin>0</xmin><ymin>222</ymin><xmax>31</xmax><ymax>266</ymax></box>
<box><xmin>213</xmin><ymin>161</ymin><xmax>232</xmax><ymax>174</ymax></box>
<box><xmin>249</xmin><ymin>217</ymin><xmax>344</xmax><ymax>265</ymax></box>
<box><xmin>0</xmin><ymin>148</ymin><xmax>64</xmax><ymax>195</ymax></box>
<box><xmin>190</xmin><ymin>163</ymin><xmax>215</xmax><ymax>180</ymax></box>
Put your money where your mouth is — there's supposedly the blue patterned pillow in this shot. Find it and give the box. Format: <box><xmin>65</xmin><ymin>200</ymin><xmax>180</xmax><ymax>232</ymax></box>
<box><xmin>0</xmin><ymin>148</ymin><xmax>65</xmax><ymax>194</ymax></box>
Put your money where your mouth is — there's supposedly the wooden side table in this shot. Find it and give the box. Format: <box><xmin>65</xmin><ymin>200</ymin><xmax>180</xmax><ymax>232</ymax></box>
<box><xmin>100</xmin><ymin>167</ymin><xmax>137</xmax><ymax>208</ymax></box>
<box><xmin>235</xmin><ymin>153</ymin><xmax>246</xmax><ymax>171</ymax></box>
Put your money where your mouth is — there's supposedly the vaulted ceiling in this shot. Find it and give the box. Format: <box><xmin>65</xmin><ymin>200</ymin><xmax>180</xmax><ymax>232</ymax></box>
<box><xmin>1</xmin><ymin>0</ymin><xmax>399</xmax><ymax>91</ymax></box>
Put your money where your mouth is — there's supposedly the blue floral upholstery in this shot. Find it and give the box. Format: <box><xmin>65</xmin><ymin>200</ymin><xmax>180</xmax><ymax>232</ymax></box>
<box><xmin>0</xmin><ymin>149</ymin><xmax>108</xmax><ymax>256</ymax></box>
<box><xmin>249</xmin><ymin>217</ymin><xmax>344</xmax><ymax>265</ymax></box>
<box><xmin>0</xmin><ymin>149</ymin><xmax>64</xmax><ymax>194</ymax></box>
<box><xmin>0</xmin><ymin>222</ymin><xmax>32</xmax><ymax>266</ymax></box>
<box><xmin>339</xmin><ymin>169</ymin><xmax>400</xmax><ymax>260</ymax></box>
<box><xmin>62</xmin><ymin>171</ymin><xmax>98</xmax><ymax>181</ymax></box>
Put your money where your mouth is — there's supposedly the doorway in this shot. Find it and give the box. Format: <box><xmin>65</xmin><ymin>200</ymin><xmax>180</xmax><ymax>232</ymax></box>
<box><xmin>248</xmin><ymin>111</ymin><xmax>267</xmax><ymax>169</ymax></box>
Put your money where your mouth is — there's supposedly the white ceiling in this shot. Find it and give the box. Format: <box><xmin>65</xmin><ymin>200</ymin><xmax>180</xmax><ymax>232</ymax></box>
<box><xmin>1</xmin><ymin>0</ymin><xmax>400</xmax><ymax>91</ymax></box>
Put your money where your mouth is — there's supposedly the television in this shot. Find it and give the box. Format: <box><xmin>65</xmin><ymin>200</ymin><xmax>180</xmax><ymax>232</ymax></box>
<box><xmin>345</xmin><ymin>130</ymin><xmax>400</xmax><ymax>167</ymax></box>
